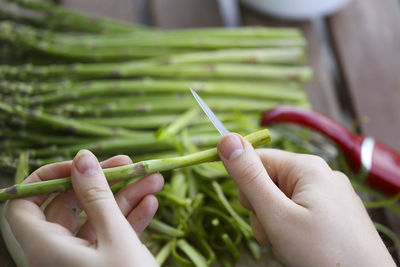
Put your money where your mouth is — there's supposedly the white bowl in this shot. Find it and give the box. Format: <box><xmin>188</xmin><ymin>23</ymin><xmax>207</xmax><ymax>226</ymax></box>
<box><xmin>240</xmin><ymin>0</ymin><xmax>351</xmax><ymax>20</ymax></box>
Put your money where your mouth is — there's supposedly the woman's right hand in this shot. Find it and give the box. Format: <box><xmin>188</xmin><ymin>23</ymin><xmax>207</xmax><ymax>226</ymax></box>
<box><xmin>218</xmin><ymin>133</ymin><xmax>395</xmax><ymax>267</ymax></box>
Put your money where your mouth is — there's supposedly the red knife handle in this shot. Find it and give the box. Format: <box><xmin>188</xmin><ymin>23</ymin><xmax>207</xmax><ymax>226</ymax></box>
<box><xmin>261</xmin><ymin>106</ymin><xmax>400</xmax><ymax>195</ymax></box>
<box><xmin>261</xmin><ymin>106</ymin><xmax>363</xmax><ymax>171</ymax></box>
<box><xmin>368</xmin><ymin>142</ymin><xmax>400</xmax><ymax>195</ymax></box>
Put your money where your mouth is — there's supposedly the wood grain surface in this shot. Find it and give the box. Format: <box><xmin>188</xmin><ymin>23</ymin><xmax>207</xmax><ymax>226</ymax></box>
<box><xmin>62</xmin><ymin>0</ymin><xmax>140</xmax><ymax>23</ymax></box>
<box><xmin>241</xmin><ymin>8</ymin><xmax>342</xmax><ymax>122</ymax></box>
<box><xmin>329</xmin><ymin>0</ymin><xmax>400</xmax><ymax>152</ymax></box>
<box><xmin>149</xmin><ymin>0</ymin><xmax>222</xmax><ymax>28</ymax></box>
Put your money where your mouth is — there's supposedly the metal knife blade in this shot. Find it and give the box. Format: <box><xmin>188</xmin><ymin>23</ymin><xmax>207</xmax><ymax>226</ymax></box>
<box><xmin>190</xmin><ymin>88</ymin><xmax>229</xmax><ymax>136</ymax></box>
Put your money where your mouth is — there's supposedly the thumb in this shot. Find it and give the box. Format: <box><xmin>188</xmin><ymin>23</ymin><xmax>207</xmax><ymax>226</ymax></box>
<box><xmin>217</xmin><ymin>133</ymin><xmax>292</xmax><ymax>221</ymax></box>
<box><xmin>71</xmin><ymin>149</ymin><xmax>136</xmax><ymax>244</ymax></box>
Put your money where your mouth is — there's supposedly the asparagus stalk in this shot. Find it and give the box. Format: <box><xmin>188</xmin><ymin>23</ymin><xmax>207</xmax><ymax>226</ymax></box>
<box><xmin>0</xmin><ymin>102</ymin><xmax>148</xmax><ymax>137</ymax></box>
<box><xmin>155</xmin><ymin>241</ymin><xmax>174</xmax><ymax>266</ymax></box>
<box><xmin>148</xmin><ymin>219</ymin><xmax>185</xmax><ymax>237</ymax></box>
<box><xmin>3</xmin><ymin>0</ymin><xmax>141</xmax><ymax>33</ymax></box>
<box><xmin>0</xmin><ymin>20</ymin><xmax>305</xmax><ymax>46</ymax></box>
<box><xmin>3</xmin><ymin>1</ymin><xmax>303</xmax><ymax>40</ymax></box>
<box><xmin>153</xmin><ymin>48</ymin><xmax>305</xmax><ymax>65</ymax></box>
<box><xmin>0</xmin><ymin>22</ymin><xmax>189</xmax><ymax>60</ymax></box>
<box><xmin>1</xmin><ymin>128</ymin><xmax>107</xmax><ymax>146</ymax></box>
<box><xmin>0</xmin><ymin>61</ymin><xmax>312</xmax><ymax>81</ymax></box>
<box><xmin>155</xmin><ymin>107</ymin><xmax>201</xmax><ymax>141</ymax></box>
<box><xmin>0</xmin><ymin>21</ymin><xmax>307</xmax><ymax>62</ymax></box>
<box><xmin>34</xmin><ymin>79</ymin><xmax>304</xmax><ymax>105</ymax></box>
<box><xmin>0</xmin><ymin>80</ymin><xmax>71</xmax><ymax>95</ymax></box>
<box><xmin>75</xmin><ymin>114</ymin><xmax>180</xmax><ymax>129</ymax></box>
<box><xmin>30</xmin><ymin>133</ymin><xmax>222</xmax><ymax>158</ymax></box>
<box><xmin>51</xmin><ymin>96</ymin><xmax>308</xmax><ymax>117</ymax></box>
<box><xmin>47</xmin><ymin>31</ymin><xmax>305</xmax><ymax>49</ymax></box>
<box><xmin>176</xmin><ymin>239</ymin><xmax>208</xmax><ymax>267</ymax></box>
<box><xmin>0</xmin><ymin>129</ymin><xmax>270</xmax><ymax>201</ymax></box>
<box><xmin>73</xmin><ymin>112</ymin><xmax>259</xmax><ymax>129</ymax></box>
<box><xmin>14</xmin><ymin>152</ymin><xmax>29</xmax><ymax>184</ymax></box>
<box><xmin>165</xmin><ymin>26</ymin><xmax>302</xmax><ymax>39</ymax></box>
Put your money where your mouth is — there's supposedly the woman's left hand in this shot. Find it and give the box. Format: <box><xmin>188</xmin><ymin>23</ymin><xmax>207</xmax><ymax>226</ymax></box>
<box><xmin>4</xmin><ymin>150</ymin><xmax>163</xmax><ymax>267</ymax></box>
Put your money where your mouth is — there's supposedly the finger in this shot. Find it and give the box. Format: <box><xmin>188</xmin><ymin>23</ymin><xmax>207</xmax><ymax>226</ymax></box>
<box><xmin>44</xmin><ymin>155</ymin><xmax>133</xmax><ymax>232</ymax></box>
<box><xmin>4</xmin><ymin>160</ymin><xmax>74</xmax><ymax>248</ymax></box>
<box><xmin>4</xmin><ymin>199</ymin><xmax>46</xmax><ymax>251</ymax></box>
<box><xmin>101</xmin><ymin>155</ymin><xmax>133</xmax><ymax>169</ymax></box>
<box><xmin>257</xmin><ymin>149</ymin><xmax>333</xmax><ymax>197</ymax></box>
<box><xmin>76</xmin><ymin>195</ymin><xmax>159</xmax><ymax>243</ymax></box>
<box><xmin>250</xmin><ymin>212</ymin><xmax>271</xmax><ymax>246</ymax></box>
<box><xmin>115</xmin><ymin>173</ymin><xmax>164</xmax><ymax>216</ymax></box>
<box><xmin>126</xmin><ymin>195</ymin><xmax>159</xmax><ymax>236</ymax></box>
<box><xmin>77</xmin><ymin>173</ymin><xmax>163</xmax><ymax>242</ymax></box>
<box><xmin>238</xmin><ymin>190</ymin><xmax>252</xmax><ymax>211</ymax></box>
<box><xmin>217</xmin><ymin>133</ymin><xmax>293</xmax><ymax>222</ymax></box>
<box><xmin>75</xmin><ymin>221</ymin><xmax>96</xmax><ymax>244</ymax></box>
<box><xmin>70</xmin><ymin>150</ymin><xmax>136</xmax><ymax>244</ymax></box>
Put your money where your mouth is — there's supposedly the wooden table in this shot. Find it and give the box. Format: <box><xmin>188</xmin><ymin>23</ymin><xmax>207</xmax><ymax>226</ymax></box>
<box><xmin>1</xmin><ymin>0</ymin><xmax>399</xmax><ymax>265</ymax></box>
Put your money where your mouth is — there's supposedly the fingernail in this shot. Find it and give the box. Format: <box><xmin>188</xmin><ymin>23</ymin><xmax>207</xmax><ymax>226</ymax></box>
<box><xmin>219</xmin><ymin>134</ymin><xmax>244</xmax><ymax>161</ymax></box>
<box><xmin>74</xmin><ymin>149</ymin><xmax>99</xmax><ymax>175</ymax></box>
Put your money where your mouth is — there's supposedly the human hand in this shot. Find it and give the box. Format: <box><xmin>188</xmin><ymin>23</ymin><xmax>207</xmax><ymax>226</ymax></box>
<box><xmin>4</xmin><ymin>150</ymin><xmax>164</xmax><ymax>267</ymax></box>
<box><xmin>218</xmin><ymin>133</ymin><xmax>395</xmax><ymax>267</ymax></box>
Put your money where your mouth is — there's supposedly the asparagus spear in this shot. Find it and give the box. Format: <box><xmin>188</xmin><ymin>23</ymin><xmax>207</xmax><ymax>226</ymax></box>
<box><xmin>29</xmin><ymin>133</ymin><xmax>221</xmax><ymax>158</ymax></box>
<box><xmin>50</xmin><ymin>95</ymin><xmax>307</xmax><ymax>117</ymax></box>
<box><xmin>0</xmin><ymin>61</ymin><xmax>312</xmax><ymax>81</ymax></box>
<box><xmin>73</xmin><ymin>112</ymin><xmax>259</xmax><ymax>129</ymax></box>
<box><xmin>33</xmin><ymin>79</ymin><xmax>304</xmax><ymax>105</ymax></box>
<box><xmin>0</xmin><ymin>80</ymin><xmax>71</xmax><ymax>95</ymax></box>
<box><xmin>2</xmin><ymin>0</ymin><xmax>140</xmax><ymax>33</ymax></box>
<box><xmin>0</xmin><ymin>129</ymin><xmax>270</xmax><ymax>201</ymax></box>
<box><xmin>14</xmin><ymin>152</ymin><xmax>29</xmax><ymax>184</ymax></box>
<box><xmin>0</xmin><ymin>102</ymin><xmax>148</xmax><ymax>137</ymax></box>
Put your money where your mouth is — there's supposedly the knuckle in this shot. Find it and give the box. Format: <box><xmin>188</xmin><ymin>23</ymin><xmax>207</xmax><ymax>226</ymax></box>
<box><xmin>81</xmin><ymin>186</ymin><xmax>113</xmax><ymax>205</ymax></box>
<box><xmin>303</xmin><ymin>154</ymin><xmax>327</xmax><ymax>166</ymax></box>
<box><xmin>333</xmin><ymin>170</ymin><xmax>352</xmax><ymax>186</ymax></box>
<box><xmin>236</xmin><ymin>160</ymin><xmax>265</xmax><ymax>187</ymax></box>
<box><xmin>294</xmin><ymin>154</ymin><xmax>330</xmax><ymax>175</ymax></box>
<box><xmin>333</xmin><ymin>170</ymin><xmax>346</xmax><ymax>179</ymax></box>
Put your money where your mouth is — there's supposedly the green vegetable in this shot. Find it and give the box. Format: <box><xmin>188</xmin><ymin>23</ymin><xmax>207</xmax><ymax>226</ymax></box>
<box><xmin>14</xmin><ymin>152</ymin><xmax>29</xmax><ymax>184</ymax></box>
<box><xmin>0</xmin><ymin>130</ymin><xmax>271</xmax><ymax>201</ymax></box>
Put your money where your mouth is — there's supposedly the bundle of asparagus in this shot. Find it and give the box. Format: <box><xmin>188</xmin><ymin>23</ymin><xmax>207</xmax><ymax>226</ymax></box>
<box><xmin>2</xmin><ymin>0</ymin><xmax>376</xmax><ymax>266</ymax></box>
<box><xmin>0</xmin><ymin>0</ymin><xmax>312</xmax><ymax>164</ymax></box>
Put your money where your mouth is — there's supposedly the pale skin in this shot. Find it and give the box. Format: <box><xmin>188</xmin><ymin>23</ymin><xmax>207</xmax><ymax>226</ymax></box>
<box><xmin>218</xmin><ymin>133</ymin><xmax>396</xmax><ymax>267</ymax></box>
<box><xmin>5</xmin><ymin>134</ymin><xmax>396</xmax><ymax>267</ymax></box>
<box><xmin>5</xmin><ymin>150</ymin><xmax>163</xmax><ymax>267</ymax></box>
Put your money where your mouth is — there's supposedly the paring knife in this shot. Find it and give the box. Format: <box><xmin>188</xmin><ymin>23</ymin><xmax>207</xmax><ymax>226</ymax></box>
<box><xmin>262</xmin><ymin>105</ymin><xmax>400</xmax><ymax>195</ymax></box>
<box><xmin>190</xmin><ymin>88</ymin><xmax>229</xmax><ymax>136</ymax></box>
